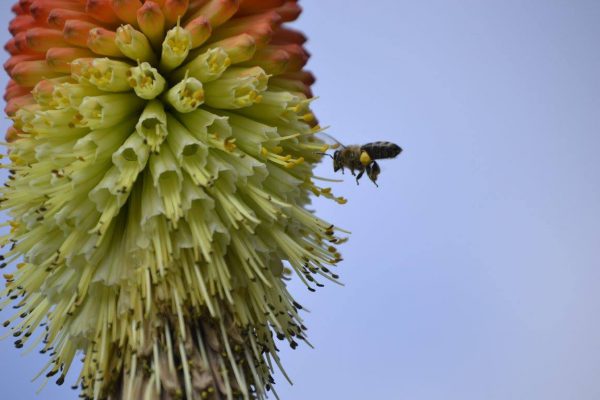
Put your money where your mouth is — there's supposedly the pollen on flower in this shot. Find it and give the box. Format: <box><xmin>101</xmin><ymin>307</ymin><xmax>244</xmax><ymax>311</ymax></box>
<box><xmin>128</xmin><ymin>62</ymin><xmax>167</xmax><ymax>100</ymax></box>
<box><xmin>1</xmin><ymin>1</ymin><xmax>347</xmax><ymax>399</ymax></box>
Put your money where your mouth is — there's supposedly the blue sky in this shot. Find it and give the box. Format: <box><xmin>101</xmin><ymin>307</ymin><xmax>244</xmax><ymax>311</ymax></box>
<box><xmin>1</xmin><ymin>1</ymin><xmax>600</xmax><ymax>399</ymax></box>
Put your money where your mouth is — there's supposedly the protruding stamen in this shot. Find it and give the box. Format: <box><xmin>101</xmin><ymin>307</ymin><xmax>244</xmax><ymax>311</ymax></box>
<box><xmin>261</xmin><ymin>146</ymin><xmax>304</xmax><ymax>169</ymax></box>
<box><xmin>237</xmin><ymin>91</ymin><xmax>311</xmax><ymax>123</ymax></box>
<box><xmin>203</xmin><ymin>67</ymin><xmax>267</xmax><ymax>109</ymax></box>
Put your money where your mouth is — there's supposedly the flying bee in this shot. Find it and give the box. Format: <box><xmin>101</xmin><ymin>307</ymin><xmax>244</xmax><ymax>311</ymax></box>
<box><xmin>318</xmin><ymin>136</ymin><xmax>402</xmax><ymax>186</ymax></box>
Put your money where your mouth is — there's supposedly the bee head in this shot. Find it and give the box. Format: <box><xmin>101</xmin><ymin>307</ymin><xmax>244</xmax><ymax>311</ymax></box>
<box><xmin>332</xmin><ymin>150</ymin><xmax>342</xmax><ymax>172</ymax></box>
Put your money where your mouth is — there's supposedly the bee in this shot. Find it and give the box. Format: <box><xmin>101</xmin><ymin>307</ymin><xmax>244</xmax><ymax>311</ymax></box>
<box><xmin>318</xmin><ymin>137</ymin><xmax>402</xmax><ymax>186</ymax></box>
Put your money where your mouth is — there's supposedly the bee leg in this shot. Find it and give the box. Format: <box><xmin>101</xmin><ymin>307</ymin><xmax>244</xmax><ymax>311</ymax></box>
<box><xmin>367</xmin><ymin>162</ymin><xmax>380</xmax><ymax>187</ymax></box>
<box><xmin>355</xmin><ymin>168</ymin><xmax>365</xmax><ymax>185</ymax></box>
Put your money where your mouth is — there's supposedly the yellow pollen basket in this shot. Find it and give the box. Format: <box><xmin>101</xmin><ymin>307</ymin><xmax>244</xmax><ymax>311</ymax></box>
<box><xmin>360</xmin><ymin>150</ymin><xmax>372</xmax><ymax>165</ymax></box>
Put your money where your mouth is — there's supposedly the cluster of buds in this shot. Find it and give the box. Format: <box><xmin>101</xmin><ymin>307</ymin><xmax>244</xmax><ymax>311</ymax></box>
<box><xmin>1</xmin><ymin>0</ymin><xmax>347</xmax><ymax>399</ymax></box>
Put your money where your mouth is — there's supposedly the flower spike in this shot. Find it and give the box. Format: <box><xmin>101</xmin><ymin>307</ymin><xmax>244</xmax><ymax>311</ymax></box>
<box><xmin>1</xmin><ymin>1</ymin><xmax>348</xmax><ymax>399</ymax></box>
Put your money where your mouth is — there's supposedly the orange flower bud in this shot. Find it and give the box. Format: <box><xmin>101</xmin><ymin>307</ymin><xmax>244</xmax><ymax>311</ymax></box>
<box><xmin>63</xmin><ymin>19</ymin><xmax>99</xmax><ymax>47</ymax></box>
<box><xmin>46</xmin><ymin>47</ymin><xmax>96</xmax><ymax>73</ymax></box>
<box><xmin>12</xmin><ymin>3</ymin><xmax>26</xmax><ymax>15</ymax></box>
<box><xmin>29</xmin><ymin>0</ymin><xmax>85</xmax><ymax>23</ymax></box>
<box><xmin>281</xmin><ymin>69</ymin><xmax>316</xmax><ymax>86</ymax></box>
<box><xmin>110</xmin><ymin>0</ymin><xmax>143</xmax><ymax>26</ymax></box>
<box><xmin>6</xmin><ymin>125</ymin><xmax>22</xmax><ymax>141</ymax></box>
<box><xmin>210</xmin><ymin>11</ymin><xmax>280</xmax><ymax>45</ymax></box>
<box><xmin>274</xmin><ymin>0</ymin><xmax>301</xmax><ymax>22</ymax></box>
<box><xmin>137</xmin><ymin>1</ymin><xmax>165</xmax><ymax>48</ymax></box>
<box><xmin>8</xmin><ymin>15</ymin><xmax>39</xmax><ymax>35</ymax></box>
<box><xmin>86</xmin><ymin>0</ymin><xmax>121</xmax><ymax>25</ymax></box>
<box><xmin>272</xmin><ymin>43</ymin><xmax>309</xmax><ymax>72</ymax></box>
<box><xmin>24</xmin><ymin>28</ymin><xmax>68</xmax><ymax>52</ymax></box>
<box><xmin>6</xmin><ymin>94</ymin><xmax>35</xmax><ymax>115</ymax></box>
<box><xmin>4</xmin><ymin>79</ymin><xmax>33</xmax><ymax>101</ymax></box>
<box><xmin>48</xmin><ymin>8</ymin><xmax>97</xmax><ymax>29</ymax></box>
<box><xmin>10</xmin><ymin>59</ymin><xmax>63</xmax><ymax>87</ymax></box>
<box><xmin>163</xmin><ymin>0</ymin><xmax>190</xmax><ymax>27</ymax></box>
<box><xmin>87</xmin><ymin>27</ymin><xmax>123</xmax><ymax>57</ymax></box>
<box><xmin>270</xmin><ymin>27</ymin><xmax>306</xmax><ymax>45</ymax></box>
<box><xmin>4</xmin><ymin>54</ymin><xmax>44</xmax><ymax>75</ymax></box>
<box><xmin>186</xmin><ymin>0</ymin><xmax>239</xmax><ymax>28</ymax></box>
<box><xmin>238</xmin><ymin>0</ymin><xmax>285</xmax><ymax>15</ymax></box>
<box><xmin>184</xmin><ymin>14</ymin><xmax>212</xmax><ymax>48</ymax></box>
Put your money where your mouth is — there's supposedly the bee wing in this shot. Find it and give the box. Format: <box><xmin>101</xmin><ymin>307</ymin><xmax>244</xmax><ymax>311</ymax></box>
<box><xmin>315</xmin><ymin>132</ymin><xmax>344</xmax><ymax>150</ymax></box>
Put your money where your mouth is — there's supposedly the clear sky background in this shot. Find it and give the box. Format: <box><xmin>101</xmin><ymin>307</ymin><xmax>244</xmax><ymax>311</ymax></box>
<box><xmin>1</xmin><ymin>1</ymin><xmax>600</xmax><ymax>399</ymax></box>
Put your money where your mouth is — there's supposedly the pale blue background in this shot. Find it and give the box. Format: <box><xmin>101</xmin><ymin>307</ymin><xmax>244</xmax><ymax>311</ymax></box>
<box><xmin>1</xmin><ymin>1</ymin><xmax>600</xmax><ymax>399</ymax></box>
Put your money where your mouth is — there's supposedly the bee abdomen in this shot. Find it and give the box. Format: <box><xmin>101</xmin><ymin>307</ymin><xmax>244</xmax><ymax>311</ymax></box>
<box><xmin>361</xmin><ymin>142</ymin><xmax>402</xmax><ymax>159</ymax></box>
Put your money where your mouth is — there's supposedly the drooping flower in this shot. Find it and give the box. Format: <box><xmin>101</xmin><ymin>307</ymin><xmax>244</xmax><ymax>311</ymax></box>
<box><xmin>1</xmin><ymin>1</ymin><xmax>348</xmax><ymax>399</ymax></box>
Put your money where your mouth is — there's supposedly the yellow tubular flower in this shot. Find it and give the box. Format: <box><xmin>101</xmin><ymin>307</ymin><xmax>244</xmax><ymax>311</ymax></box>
<box><xmin>1</xmin><ymin>0</ymin><xmax>347</xmax><ymax>399</ymax></box>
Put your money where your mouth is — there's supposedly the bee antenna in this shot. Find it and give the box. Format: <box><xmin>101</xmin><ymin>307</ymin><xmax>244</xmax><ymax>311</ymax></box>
<box><xmin>316</xmin><ymin>152</ymin><xmax>334</xmax><ymax>159</ymax></box>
